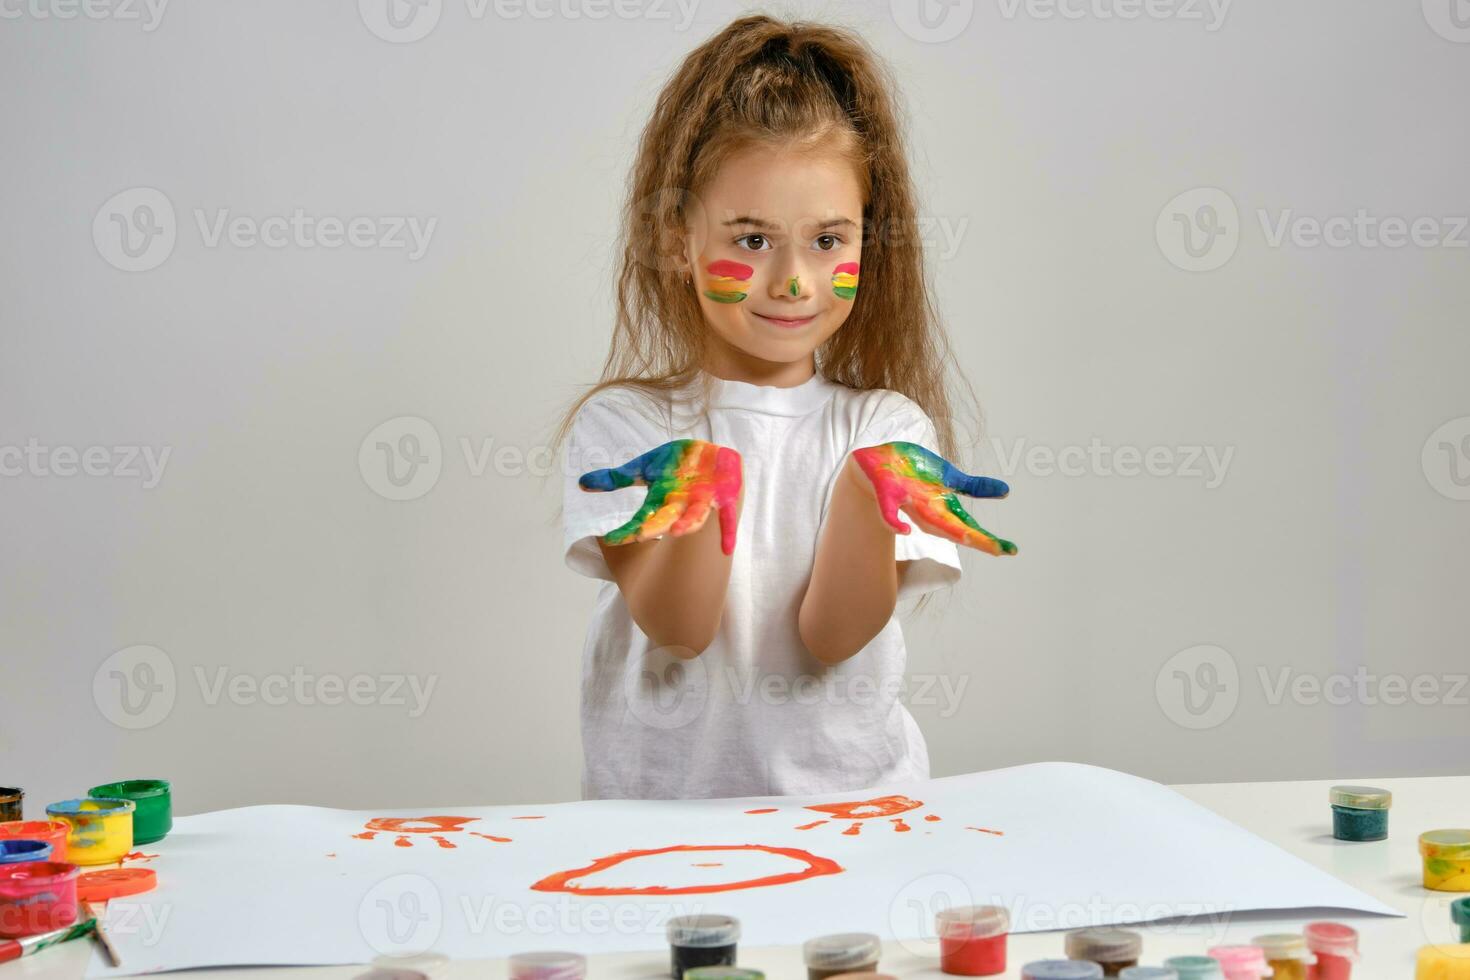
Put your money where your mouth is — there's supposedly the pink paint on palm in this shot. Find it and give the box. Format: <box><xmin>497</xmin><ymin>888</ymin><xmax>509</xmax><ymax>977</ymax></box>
<box><xmin>852</xmin><ymin>441</ymin><xmax>1016</xmax><ymax>556</ymax></box>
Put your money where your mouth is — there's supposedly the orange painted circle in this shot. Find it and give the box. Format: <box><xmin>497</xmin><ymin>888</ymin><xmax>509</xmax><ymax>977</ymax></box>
<box><xmin>530</xmin><ymin>844</ymin><xmax>843</xmax><ymax>896</ymax></box>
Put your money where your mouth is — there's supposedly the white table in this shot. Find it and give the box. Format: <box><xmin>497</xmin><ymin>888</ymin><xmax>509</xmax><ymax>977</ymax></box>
<box><xmin>22</xmin><ymin>773</ymin><xmax>1465</xmax><ymax>978</ymax></box>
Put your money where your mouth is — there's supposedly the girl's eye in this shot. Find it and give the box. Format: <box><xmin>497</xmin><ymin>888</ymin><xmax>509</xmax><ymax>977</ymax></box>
<box><xmin>813</xmin><ymin>234</ymin><xmax>843</xmax><ymax>251</ymax></box>
<box><xmin>735</xmin><ymin>234</ymin><xmax>769</xmax><ymax>251</ymax></box>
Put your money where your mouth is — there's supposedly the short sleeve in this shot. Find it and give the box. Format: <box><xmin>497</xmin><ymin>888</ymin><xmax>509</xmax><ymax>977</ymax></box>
<box><xmin>851</xmin><ymin>396</ymin><xmax>964</xmax><ymax>602</ymax></box>
<box><xmin>561</xmin><ymin>392</ymin><xmax>670</xmax><ymax>581</ymax></box>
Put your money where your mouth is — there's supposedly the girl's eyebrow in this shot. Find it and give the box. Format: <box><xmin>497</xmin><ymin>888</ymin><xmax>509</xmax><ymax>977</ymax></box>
<box><xmin>721</xmin><ymin>216</ymin><xmax>858</xmax><ymax>231</ymax></box>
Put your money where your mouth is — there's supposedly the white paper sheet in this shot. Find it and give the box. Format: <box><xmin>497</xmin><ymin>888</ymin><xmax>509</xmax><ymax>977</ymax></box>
<box><xmin>82</xmin><ymin>762</ymin><xmax>1400</xmax><ymax>976</ymax></box>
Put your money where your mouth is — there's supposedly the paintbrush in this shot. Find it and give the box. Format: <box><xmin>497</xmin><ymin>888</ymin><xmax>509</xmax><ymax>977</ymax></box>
<box><xmin>83</xmin><ymin>901</ymin><xmax>122</xmax><ymax>966</ymax></box>
<box><xmin>0</xmin><ymin>916</ymin><xmax>97</xmax><ymax>963</ymax></box>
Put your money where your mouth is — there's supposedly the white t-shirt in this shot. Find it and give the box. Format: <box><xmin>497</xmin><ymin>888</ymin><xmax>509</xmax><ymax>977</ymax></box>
<box><xmin>561</xmin><ymin>371</ymin><xmax>962</xmax><ymax>800</ymax></box>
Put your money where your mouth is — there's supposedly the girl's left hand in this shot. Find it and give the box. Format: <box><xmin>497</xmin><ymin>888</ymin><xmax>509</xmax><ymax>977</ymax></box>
<box><xmin>848</xmin><ymin>441</ymin><xmax>1017</xmax><ymax>556</ymax></box>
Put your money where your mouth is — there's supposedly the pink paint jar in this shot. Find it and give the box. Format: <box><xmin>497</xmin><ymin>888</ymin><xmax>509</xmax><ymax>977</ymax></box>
<box><xmin>1303</xmin><ymin>922</ymin><xmax>1358</xmax><ymax>980</ymax></box>
<box><xmin>937</xmin><ymin>905</ymin><xmax>1010</xmax><ymax>976</ymax></box>
<box><xmin>0</xmin><ymin>860</ymin><xmax>80</xmax><ymax>939</ymax></box>
<box><xmin>1208</xmin><ymin>945</ymin><xmax>1271</xmax><ymax>980</ymax></box>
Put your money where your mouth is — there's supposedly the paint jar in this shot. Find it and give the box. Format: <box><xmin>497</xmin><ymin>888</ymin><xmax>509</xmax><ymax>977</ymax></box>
<box><xmin>1207</xmin><ymin>945</ymin><xmax>1270</xmax><ymax>980</ymax></box>
<box><xmin>0</xmin><ymin>840</ymin><xmax>52</xmax><ymax>865</ymax></box>
<box><xmin>936</xmin><ymin>904</ymin><xmax>1010</xmax><ymax>976</ymax></box>
<box><xmin>45</xmin><ymin>798</ymin><xmax>134</xmax><ymax>866</ymax></box>
<box><xmin>681</xmin><ymin>970</ymin><xmax>764</xmax><ymax>980</ymax></box>
<box><xmin>1020</xmin><ymin>960</ymin><xmax>1104</xmax><ymax>979</ymax></box>
<box><xmin>1328</xmin><ymin>786</ymin><xmax>1391</xmax><ymax>842</ymax></box>
<box><xmin>1119</xmin><ymin>970</ymin><xmax>1180</xmax><ymax>980</ymax></box>
<box><xmin>0</xmin><ymin>820</ymin><xmax>70</xmax><ymax>863</ymax></box>
<box><xmin>1303</xmin><ymin>922</ymin><xmax>1358</xmax><ymax>980</ymax></box>
<box><xmin>1414</xmin><ymin>943</ymin><xmax>1470</xmax><ymax>979</ymax></box>
<box><xmin>507</xmin><ymin>950</ymin><xmax>586</xmax><ymax>979</ymax></box>
<box><xmin>667</xmin><ymin>914</ymin><xmax>739</xmax><ymax>977</ymax></box>
<box><xmin>0</xmin><ymin>789</ymin><xmax>21</xmax><ymax>822</ymax></box>
<box><xmin>1163</xmin><ymin>956</ymin><xmax>1224</xmax><ymax>980</ymax></box>
<box><xmin>0</xmin><ymin>860</ymin><xmax>80</xmax><ymax>939</ymax></box>
<box><xmin>1421</xmin><ymin>831</ymin><xmax>1470</xmax><ymax>892</ymax></box>
<box><xmin>1065</xmin><ymin>927</ymin><xmax>1144</xmax><ymax>975</ymax></box>
<box><xmin>803</xmin><ymin>931</ymin><xmax>881</xmax><ymax>979</ymax></box>
<box><xmin>1453</xmin><ymin>898</ymin><xmax>1470</xmax><ymax>943</ymax></box>
<box><xmin>88</xmin><ymin>780</ymin><xmax>172</xmax><ymax>844</ymax></box>
<box><xmin>1252</xmin><ymin>933</ymin><xmax>1314</xmax><ymax>980</ymax></box>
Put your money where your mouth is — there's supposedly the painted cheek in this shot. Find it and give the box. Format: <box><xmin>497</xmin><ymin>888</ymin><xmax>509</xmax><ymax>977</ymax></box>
<box><xmin>703</xmin><ymin>259</ymin><xmax>754</xmax><ymax>304</ymax></box>
<box><xmin>832</xmin><ymin>262</ymin><xmax>859</xmax><ymax>300</ymax></box>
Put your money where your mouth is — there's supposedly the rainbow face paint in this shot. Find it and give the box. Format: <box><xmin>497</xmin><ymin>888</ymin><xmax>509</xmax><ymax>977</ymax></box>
<box><xmin>831</xmin><ymin>262</ymin><xmax>859</xmax><ymax>299</ymax></box>
<box><xmin>787</xmin><ymin>276</ymin><xmax>801</xmax><ymax>297</ymax></box>
<box><xmin>44</xmin><ymin>799</ymin><xmax>133</xmax><ymax>867</ymax></box>
<box><xmin>579</xmin><ymin>439</ymin><xmax>743</xmax><ymax>555</ymax></box>
<box><xmin>851</xmin><ymin>441</ymin><xmax>1016</xmax><ymax>556</ymax></box>
<box><xmin>703</xmin><ymin>260</ymin><xmax>753</xmax><ymax>304</ymax></box>
<box><xmin>87</xmin><ymin>780</ymin><xmax>171</xmax><ymax>845</ymax></box>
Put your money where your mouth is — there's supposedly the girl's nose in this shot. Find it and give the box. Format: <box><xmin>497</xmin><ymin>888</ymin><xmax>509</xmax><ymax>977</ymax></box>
<box><xmin>768</xmin><ymin>263</ymin><xmax>811</xmax><ymax>300</ymax></box>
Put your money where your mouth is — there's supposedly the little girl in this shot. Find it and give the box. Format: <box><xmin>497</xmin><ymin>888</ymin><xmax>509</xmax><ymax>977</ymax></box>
<box><xmin>557</xmin><ymin>15</ymin><xmax>1015</xmax><ymax>801</ymax></box>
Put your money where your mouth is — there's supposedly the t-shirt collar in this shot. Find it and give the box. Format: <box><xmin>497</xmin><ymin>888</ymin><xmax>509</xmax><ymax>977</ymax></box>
<box><xmin>700</xmin><ymin>370</ymin><xmax>839</xmax><ymax>416</ymax></box>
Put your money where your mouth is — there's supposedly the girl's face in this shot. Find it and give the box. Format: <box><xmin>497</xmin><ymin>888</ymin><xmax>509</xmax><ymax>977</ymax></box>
<box><xmin>684</xmin><ymin>144</ymin><xmax>864</xmax><ymax>374</ymax></box>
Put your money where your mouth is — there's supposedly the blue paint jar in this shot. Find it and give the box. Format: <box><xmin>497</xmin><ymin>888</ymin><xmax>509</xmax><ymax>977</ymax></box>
<box><xmin>1329</xmin><ymin>785</ymin><xmax>1391</xmax><ymax>842</ymax></box>
<box><xmin>1163</xmin><ymin>956</ymin><xmax>1223</xmax><ymax>980</ymax></box>
<box><xmin>0</xmin><ymin>839</ymin><xmax>52</xmax><ymax>864</ymax></box>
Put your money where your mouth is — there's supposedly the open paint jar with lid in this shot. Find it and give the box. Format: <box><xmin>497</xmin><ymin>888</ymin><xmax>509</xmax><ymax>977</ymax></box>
<box><xmin>1251</xmin><ymin>933</ymin><xmax>1314</xmax><ymax>980</ymax></box>
<box><xmin>1065</xmin><ymin>927</ymin><xmax>1143</xmax><ymax>975</ymax></box>
<box><xmin>1162</xmin><ymin>956</ymin><xmax>1223</xmax><ymax>980</ymax></box>
<box><xmin>1328</xmin><ymin>785</ymin><xmax>1391</xmax><ymax>841</ymax></box>
<box><xmin>0</xmin><ymin>860</ymin><xmax>80</xmax><ymax>938</ymax></box>
<box><xmin>88</xmin><ymin>780</ymin><xmax>172</xmax><ymax>844</ymax></box>
<box><xmin>1302</xmin><ymin>922</ymin><xmax>1358</xmax><ymax>980</ymax></box>
<box><xmin>0</xmin><ymin>820</ymin><xmax>70</xmax><ymax>863</ymax></box>
<box><xmin>1420</xmin><ymin>830</ymin><xmax>1470</xmax><ymax>892</ymax></box>
<box><xmin>45</xmin><ymin>798</ymin><xmax>134</xmax><ymax>866</ymax></box>
<box><xmin>507</xmin><ymin>950</ymin><xmax>586</xmax><ymax>979</ymax></box>
<box><xmin>667</xmin><ymin>913</ymin><xmax>739</xmax><ymax>977</ymax></box>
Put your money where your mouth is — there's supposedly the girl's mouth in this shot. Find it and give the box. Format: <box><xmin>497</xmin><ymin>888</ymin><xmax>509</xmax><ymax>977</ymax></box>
<box><xmin>752</xmin><ymin>311</ymin><xmax>816</xmax><ymax>329</ymax></box>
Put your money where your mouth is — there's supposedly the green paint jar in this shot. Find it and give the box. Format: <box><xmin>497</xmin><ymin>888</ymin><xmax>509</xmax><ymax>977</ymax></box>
<box><xmin>1453</xmin><ymin>897</ymin><xmax>1470</xmax><ymax>943</ymax></box>
<box><xmin>88</xmin><ymin>779</ymin><xmax>171</xmax><ymax>844</ymax></box>
<box><xmin>1328</xmin><ymin>785</ymin><xmax>1391</xmax><ymax>842</ymax></box>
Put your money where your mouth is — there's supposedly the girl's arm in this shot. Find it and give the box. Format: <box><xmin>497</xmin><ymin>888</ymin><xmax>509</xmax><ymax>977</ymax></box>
<box><xmin>799</xmin><ymin>442</ymin><xmax>1014</xmax><ymax>666</ymax></box>
<box><xmin>580</xmin><ymin>439</ymin><xmax>742</xmax><ymax>657</ymax></box>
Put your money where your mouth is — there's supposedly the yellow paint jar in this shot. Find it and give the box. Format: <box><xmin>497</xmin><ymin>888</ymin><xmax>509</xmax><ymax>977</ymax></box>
<box><xmin>1421</xmin><ymin>831</ymin><xmax>1470</xmax><ymax>892</ymax></box>
<box><xmin>1415</xmin><ymin>943</ymin><xmax>1470</xmax><ymax>979</ymax></box>
<box><xmin>44</xmin><ymin>798</ymin><xmax>134</xmax><ymax>866</ymax></box>
<box><xmin>1252</xmin><ymin>933</ymin><xmax>1313</xmax><ymax>980</ymax></box>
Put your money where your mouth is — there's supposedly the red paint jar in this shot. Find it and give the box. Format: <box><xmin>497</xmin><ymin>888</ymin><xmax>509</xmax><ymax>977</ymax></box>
<box><xmin>1303</xmin><ymin>922</ymin><xmax>1357</xmax><ymax>980</ymax></box>
<box><xmin>937</xmin><ymin>904</ymin><xmax>1010</xmax><ymax>976</ymax></box>
<box><xmin>0</xmin><ymin>861</ymin><xmax>80</xmax><ymax>939</ymax></box>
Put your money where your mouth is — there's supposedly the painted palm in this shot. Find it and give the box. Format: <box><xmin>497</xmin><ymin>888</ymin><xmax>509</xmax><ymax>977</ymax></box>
<box><xmin>851</xmin><ymin>441</ymin><xmax>1016</xmax><ymax>556</ymax></box>
<box><xmin>579</xmin><ymin>439</ymin><xmax>743</xmax><ymax>555</ymax></box>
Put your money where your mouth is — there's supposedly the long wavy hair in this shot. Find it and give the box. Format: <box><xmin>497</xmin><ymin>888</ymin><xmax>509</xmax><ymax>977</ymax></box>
<box><xmin>552</xmin><ymin>13</ymin><xmax>977</xmax><ymax>457</ymax></box>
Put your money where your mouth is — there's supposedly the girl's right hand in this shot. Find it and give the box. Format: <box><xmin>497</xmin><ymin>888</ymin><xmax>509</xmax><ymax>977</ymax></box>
<box><xmin>578</xmin><ymin>439</ymin><xmax>743</xmax><ymax>555</ymax></box>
